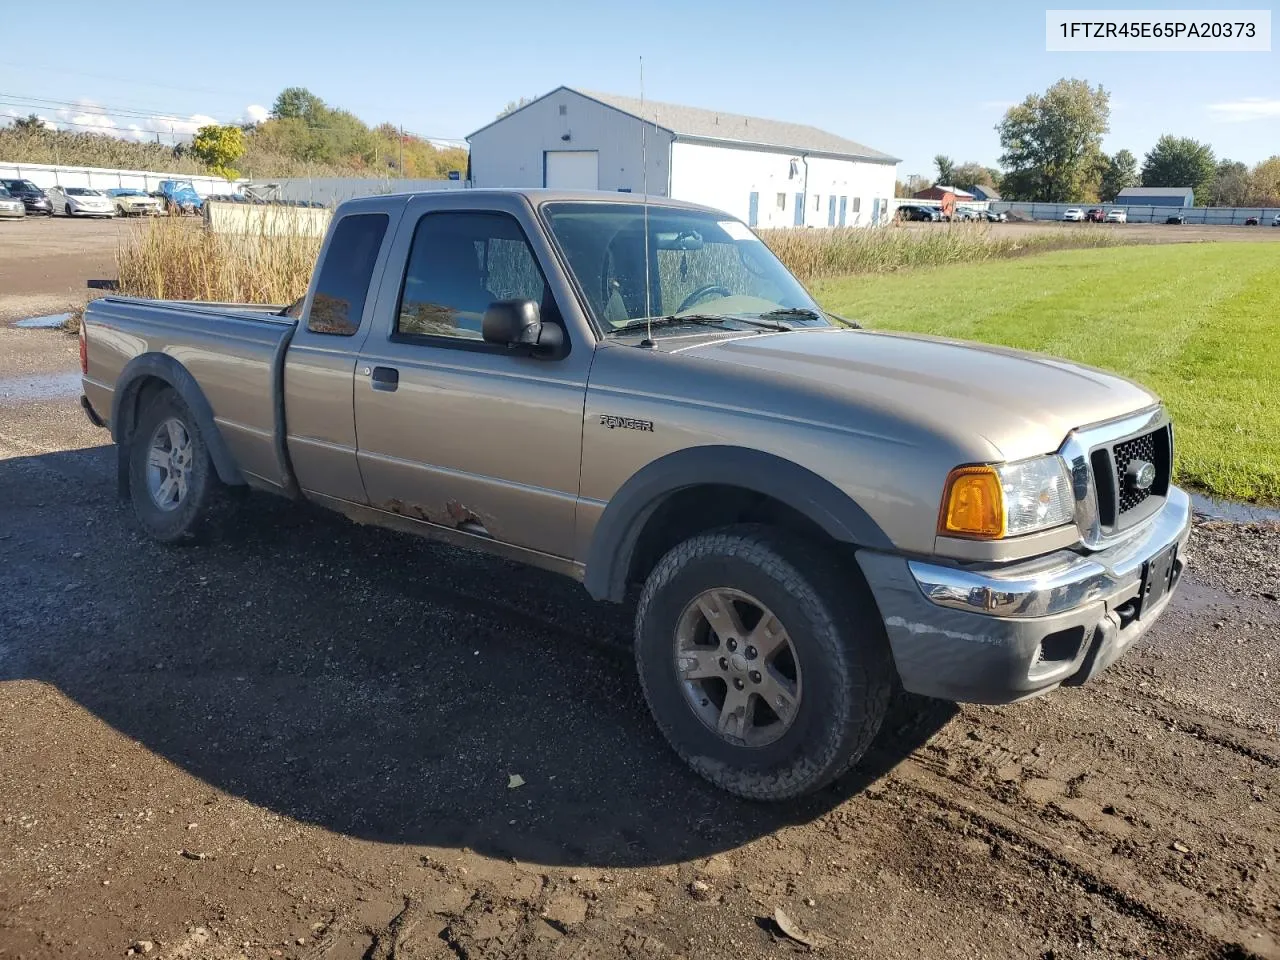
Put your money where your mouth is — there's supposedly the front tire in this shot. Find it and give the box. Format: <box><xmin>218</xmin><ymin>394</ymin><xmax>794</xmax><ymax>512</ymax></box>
<box><xmin>634</xmin><ymin>525</ymin><xmax>894</xmax><ymax>801</ymax></box>
<box><xmin>128</xmin><ymin>390</ymin><xmax>218</xmax><ymax>543</ymax></box>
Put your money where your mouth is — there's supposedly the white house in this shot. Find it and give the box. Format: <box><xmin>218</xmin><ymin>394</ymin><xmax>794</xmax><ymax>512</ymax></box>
<box><xmin>467</xmin><ymin>87</ymin><xmax>899</xmax><ymax>228</ymax></box>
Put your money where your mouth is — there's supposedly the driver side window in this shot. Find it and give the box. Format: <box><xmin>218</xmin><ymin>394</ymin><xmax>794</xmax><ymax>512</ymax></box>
<box><xmin>396</xmin><ymin>212</ymin><xmax>549</xmax><ymax>341</ymax></box>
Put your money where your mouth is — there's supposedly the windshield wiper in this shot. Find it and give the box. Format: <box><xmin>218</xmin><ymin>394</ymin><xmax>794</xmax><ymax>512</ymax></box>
<box><xmin>609</xmin><ymin>314</ymin><xmax>730</xmax><ymax>335</ymax></box>
<box><xmin>758</xmin><ymin>306</ymin><xmax>862</xmax><ymax>329</ymax></box>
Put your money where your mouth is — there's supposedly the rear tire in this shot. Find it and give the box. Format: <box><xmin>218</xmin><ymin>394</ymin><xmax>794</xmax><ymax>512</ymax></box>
<box><xmin>128</xmin><ymin>390</ymin><xmax>219</xmax><ymax>543</ymax></box>
<box><xmin>634</xmin><ymin>525</ymin><xmax>894</xmax><ymax>801</ymax></box>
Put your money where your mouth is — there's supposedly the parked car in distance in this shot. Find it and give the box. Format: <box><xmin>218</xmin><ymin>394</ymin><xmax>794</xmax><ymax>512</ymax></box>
<box><xmin>47</xmin><ymin>186</ymin><xmax>115</xmax><ymax>218</ymax></box>
<box><xmin>1062</xmin><ymin>208</ymin><xmax>1085</xmax><ymax>222</ymax></box>
<box><xmin>1085</xmin><ymin>208</ymin><xmax>1106</xmax><ymax>223</ymax></box>
<box><xmin>1105</xmin><ymin>209</ymin><xmax>1127</xmax><ymax>223</ymax></box>
<box><xmin>1166</xmin><ymin>215</ymin><xmax>1185</xmax><ymax>224</ymax></box>
<box><xmin>80</xmin><ymin>187</ymin><xmax>1192</xmax><ymax>802</ymax></box>
<box><xmin>1273</xmin><ymin>214</ymin><xmax>1280</xmax><ymax>227</ymax></box>
<box><xmin>1244</xmin><ymin>216</ymin><xmax>1261</xmax><ymax>226</ymax></box>
<box><xmin>108</xmin><ymin>188</ymin><xmax>162</xmax><ymax>217</ymax></box>
<box><xmin>155</xmin><ymin>179</ymin><xmax>203</xmax><ymax>214</ymax></box>
<box><xmin>0</xmin><ymin>186</ymin><xmax>26</xmax><ymax>219</ymax></box>
<box><xmin>0</xmin><ymin>178</ymin><xmax>53</xmax><ymax>216</ymax></box>
<box><xmin>896</xmin><ymin>204</ymin><xmax>940</xmax><ymax>222</ymax></box>
<box><xmin>983</xmin><ymin>209</ymin><xmax>1007</xmax><ymax>222</ymax></box>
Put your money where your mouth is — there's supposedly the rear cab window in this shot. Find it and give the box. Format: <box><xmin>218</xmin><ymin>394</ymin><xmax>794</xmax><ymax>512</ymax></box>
<box><xmin>306</xmin><ymin>213</ymin><xmax>389</xmax><ymax>336</ymax></box>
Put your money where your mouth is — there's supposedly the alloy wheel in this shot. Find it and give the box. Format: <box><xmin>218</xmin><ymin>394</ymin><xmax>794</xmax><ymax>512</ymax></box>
<box><xmin>673</xmin><ymin>588</ymin><xmax>802</xmax><ymax>747</ymax></box>
<box><xmin>146</xmin><ymin>417</ymin><xmax>194</xmax><ymax>511</ymax></box>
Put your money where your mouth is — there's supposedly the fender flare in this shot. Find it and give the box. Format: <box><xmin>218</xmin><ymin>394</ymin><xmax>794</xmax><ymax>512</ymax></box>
<box><xmin>111</xmin><ymin>353</ymin><xmax>246</xmax><ymax>488</ymax></box>
<box><xmin>582</xmin><ymin>445</ymin><xmax>893</xmax><ymax>602</ymax></box>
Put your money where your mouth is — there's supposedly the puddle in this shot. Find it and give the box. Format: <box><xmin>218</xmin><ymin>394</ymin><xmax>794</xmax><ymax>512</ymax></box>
<box><xmin>0</xmin><ymin>371</ymin><xmax>82</xmax><ymax>403</ymax></box>
<box><xmin>1191</xmin><ymin>492</ymin><xmax>1280</xmax><ymax>524</ymax></box>
<box><xmin>13</xmin><ymin>313</ymin><xmax>72</xmax><ymax>329</ymax></box>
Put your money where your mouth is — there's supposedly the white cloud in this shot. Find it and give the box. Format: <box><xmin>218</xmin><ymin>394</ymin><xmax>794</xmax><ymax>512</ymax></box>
<box><xmin>1207</xmin><ymin>97</ymin><xmax>1280</xmax><ymax>122</ymax></box>
<box><xmin>246</xmin><ymin>104</ymin><xmax>269</xmax><ymax>123</ymax></box>
<box><xmin>4</xmin><ymin>99</ymin><xmax>242</xmax><ymax>142</ymax></box>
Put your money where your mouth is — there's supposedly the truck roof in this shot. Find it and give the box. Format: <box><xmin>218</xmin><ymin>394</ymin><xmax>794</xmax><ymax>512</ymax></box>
<box><xmin>337</xmin><ymin>188</ymin><xmax>728</xmax><ymax>216</ymax></box>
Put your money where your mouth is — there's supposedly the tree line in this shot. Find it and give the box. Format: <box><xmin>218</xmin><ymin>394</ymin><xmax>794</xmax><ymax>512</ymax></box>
<box><xmin>900</xmin><ymin>79</ymin><xmax>1279</xmax><ymax>207</ymax></box>
<box><xmin>1</xmin><ymin>87</ymin><xmax>469</xmax><ymax>183</ymax></box>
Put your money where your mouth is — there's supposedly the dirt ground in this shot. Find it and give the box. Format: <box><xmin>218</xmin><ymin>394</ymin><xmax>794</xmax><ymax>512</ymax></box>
<box><xmin>0</xmin><ymin>217</ymin><xmax>126</xmax><ymax>322</ymax></box>
<box><xmin>2</xmin><ymin>219</ymin><xmax>1279</xmax><ymax>960</ymax></box>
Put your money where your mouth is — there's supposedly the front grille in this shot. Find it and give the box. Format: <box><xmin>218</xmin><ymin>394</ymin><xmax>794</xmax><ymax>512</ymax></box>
<box><xmin>1114</xmin><ymin>431</ymin><xmax>1158</xmax><ymax>514</ymax></box>
<box><xmin>1091</xmin><ymin>425</ymin><xmax>1172</xmax><ymax>529</ymax></box>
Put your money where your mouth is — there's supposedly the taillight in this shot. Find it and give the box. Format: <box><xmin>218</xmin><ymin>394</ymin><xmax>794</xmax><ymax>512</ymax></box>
<box><xmin>79</xmin><ymin>318</ymin><xmax>88</xmax><ymax>374</ymax></box>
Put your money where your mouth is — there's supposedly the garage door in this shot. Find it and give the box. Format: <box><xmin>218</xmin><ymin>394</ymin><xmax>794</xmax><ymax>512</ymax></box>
<box><xmin>544</xmin><ymin>151</ymin><xmax>599</xmax><ymax>190</ymax></box>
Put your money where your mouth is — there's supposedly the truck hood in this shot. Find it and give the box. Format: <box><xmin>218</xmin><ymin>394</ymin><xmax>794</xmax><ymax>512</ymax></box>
<box><xmin>677</xmin><ymin>327</ymin><xmax>1158</xmax><ymax>461</ymax></box>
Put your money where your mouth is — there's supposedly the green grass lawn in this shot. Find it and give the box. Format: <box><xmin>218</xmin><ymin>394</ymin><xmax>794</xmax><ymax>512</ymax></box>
<box><xmin>814</xmin><ymin>243</ymin><xmax>1280</xmax><ymax>504</ymax></box>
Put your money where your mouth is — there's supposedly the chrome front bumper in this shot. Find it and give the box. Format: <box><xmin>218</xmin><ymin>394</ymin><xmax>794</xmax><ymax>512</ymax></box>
<box><xmin>857</xmin><ymin>488</ymin><xmax>1192</xmax><ymax>704</ymax></box>
<box><xmin>909</xmin><ymin>486</ymin><xmax>1191</xmax><ymax>618</ymax></box>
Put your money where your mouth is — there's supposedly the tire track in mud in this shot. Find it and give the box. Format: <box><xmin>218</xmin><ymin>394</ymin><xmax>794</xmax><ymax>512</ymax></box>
<box><xmin>890</xmin><ymin>762</ymin><xmax>1278</xmax><ymax>959</ymax></box>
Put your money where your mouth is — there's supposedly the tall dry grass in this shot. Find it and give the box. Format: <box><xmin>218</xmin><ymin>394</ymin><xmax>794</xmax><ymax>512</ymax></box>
<box><xmin>116</xmin><ymin>217</ymin><xmax>322</xmax><ymax>304</ymax></box>
<box><xmin>758</xmin><ymin>222</ymin><xmax>1121</xmax><ymax>283</ymax></box>
<box><xmin>113</xmin><ymin>216</ymin><xmax>1123</xmax><ymax>307</ymax></box>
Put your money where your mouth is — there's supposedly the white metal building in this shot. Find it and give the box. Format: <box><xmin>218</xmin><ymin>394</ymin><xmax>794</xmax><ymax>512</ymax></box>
<box><xmin>467</xmin><ymin>87</ymin><xmax>899</xmax><ymax>228</ymax></box>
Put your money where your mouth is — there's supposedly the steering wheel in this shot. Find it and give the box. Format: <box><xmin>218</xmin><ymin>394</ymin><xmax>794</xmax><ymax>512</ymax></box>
<box><xmin>676</xmin><ymin>284</ymin><xmax>732</xmax><ymax>314</ymax></box>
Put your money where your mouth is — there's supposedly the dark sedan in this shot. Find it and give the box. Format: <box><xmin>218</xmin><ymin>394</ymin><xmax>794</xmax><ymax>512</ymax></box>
<box><xmin>896</xmin><ymin>204</ymin><xmax>941</xmax><ymax>222</ymax></box>
<box><xmin>0</xmin><ymin>178</ymin><xmax>53</xmax><ymax>216</ymax></box>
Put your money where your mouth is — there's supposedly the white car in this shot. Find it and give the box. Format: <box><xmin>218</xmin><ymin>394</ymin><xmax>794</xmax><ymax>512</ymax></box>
<box><xmin>1062</xmin><ymin>208</ymin><xmax>1085</xmax><ymax>222</ymax></box>
<box><xmin>47</xmin><ymin>186</ymin><xmax>115</xmax><ymax>218</ymax></box>
<box><xmin>1273</xmin><ymin>213</ymin><xmax>1280</xmax><ymax>227</ymax></box>
<box><xmin>1105</xmin><ymin>209</ymin><xmax>1127</xmax><ymax>223</ymax></box>
<box><xmin>107</xmin><ymin>188</ymin><xmax>162</xmax><ymax>217</ymax></box>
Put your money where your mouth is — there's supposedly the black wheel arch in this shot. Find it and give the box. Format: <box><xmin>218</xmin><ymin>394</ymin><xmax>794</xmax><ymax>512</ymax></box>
<box><xmin>111</xmin><ymin>353</ymin><xmax>246</xmax><ymax>493</ymax></box>
<box><xmin>583</xmin><ymin>446</ymin><xmax>893</xmax><ymax>602</ymax></box>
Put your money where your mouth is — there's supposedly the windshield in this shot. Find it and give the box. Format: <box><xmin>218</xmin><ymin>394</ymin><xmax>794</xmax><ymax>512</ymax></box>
<box><xmin>109</xmin><ymin>188</ymin><xmax>146</xmax><ymax>197</ymax></box>
<box><xmin>65</xmin><ymin>187</ymin><xmax>103</xmax><ymax>197</ymax></box>
<box><xmin>0</xmin><ymin>187</ymin><xmax>10</xmax><ymax>198</ymax></box>
<box><xmin>541</xmin><ymin>202</ymin><xmax>827</xmax><ymax>333</ymax></box>
<box><xmin>2</xmin><ymin>179</ymin><xmax>39</xmax><ymax>194</ymax></box>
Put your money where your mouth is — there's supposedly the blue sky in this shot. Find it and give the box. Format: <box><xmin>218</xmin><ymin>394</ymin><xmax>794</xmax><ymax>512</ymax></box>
<box><xmin>1</xmin><ymin>0</ymin><xmax>1275</xmax><ymax>179</ymax></box>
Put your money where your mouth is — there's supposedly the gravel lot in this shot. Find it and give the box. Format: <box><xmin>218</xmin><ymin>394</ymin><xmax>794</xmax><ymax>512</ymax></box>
<box><xmin>1</xmin><ymin>220</ymin><xmax>1279</xmax><ymax>960</ymax></box>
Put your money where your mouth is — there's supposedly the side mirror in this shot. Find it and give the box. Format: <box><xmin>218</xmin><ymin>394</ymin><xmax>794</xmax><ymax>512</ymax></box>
<box><xmin>482</xmin><ymin>299</ymin><xmax>564</xmax><ymax>358</ymax></box>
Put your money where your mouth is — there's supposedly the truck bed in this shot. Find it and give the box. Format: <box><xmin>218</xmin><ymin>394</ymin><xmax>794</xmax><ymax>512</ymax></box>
<box><xmin>82</xmin><ymin>297</ymin><xmax>297</xmax><ymax>491</ymax></box>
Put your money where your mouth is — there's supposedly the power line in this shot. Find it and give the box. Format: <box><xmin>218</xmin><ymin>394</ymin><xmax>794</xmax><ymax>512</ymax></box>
<box><xmin>0</xmin><ymin>92</ymin><xmax>469</xmax><ymax>144</ymax></box>
<box><xmin>0</xmin><ymin>58</ymin><xmax>265</xmax><ymax>101</ymax></box>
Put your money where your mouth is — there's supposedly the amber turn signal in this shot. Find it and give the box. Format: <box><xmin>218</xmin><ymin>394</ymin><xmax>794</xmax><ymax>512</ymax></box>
<box><xmin>939</xmin><ymin>465</ymin><xmax>1005</xmax><ymax>539</ymax></box>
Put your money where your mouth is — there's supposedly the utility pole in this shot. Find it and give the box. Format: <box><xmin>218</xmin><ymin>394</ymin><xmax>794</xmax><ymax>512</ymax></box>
<box><xmin>398</xmin><ymin>125</ymin><xmax>404</xmax><ymax>177</ymax></box>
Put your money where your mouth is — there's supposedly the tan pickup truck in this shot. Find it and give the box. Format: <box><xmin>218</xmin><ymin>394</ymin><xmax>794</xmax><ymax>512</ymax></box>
<box><xmin>80</xmin><ymin>189</ymin><xmax>1190</xmax><ymax>800</ymax></box>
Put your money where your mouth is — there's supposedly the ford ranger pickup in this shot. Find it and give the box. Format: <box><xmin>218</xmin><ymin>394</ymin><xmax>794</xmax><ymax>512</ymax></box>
<box><xmin>79</xmin><ymin>189</ymin><xmax>1191</xmax><ymax>800</ymax></box>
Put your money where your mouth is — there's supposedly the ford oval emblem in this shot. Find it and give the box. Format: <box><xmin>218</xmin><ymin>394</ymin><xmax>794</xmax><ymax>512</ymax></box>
<box><xmin>1127</xmin><ymin>460</ymin><xmax>1157</xmax><ymax>491</ymax></box>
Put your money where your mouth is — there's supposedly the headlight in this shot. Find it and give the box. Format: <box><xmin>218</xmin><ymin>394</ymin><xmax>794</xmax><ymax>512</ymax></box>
<box><xmin>939</xmin><ymin>456</ymin><xmax>1075</xmax><ymax>540</ymax></box>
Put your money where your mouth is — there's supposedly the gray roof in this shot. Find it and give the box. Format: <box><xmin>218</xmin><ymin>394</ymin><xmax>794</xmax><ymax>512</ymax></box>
<box><xmin>1116</xmin><ymin>186</ymin><xmax>1194</xmax><ymax>198</ymax></box>
<box><xmin>470</xmin><ymin>86</ymin><xmax>899</xmax><ymax>164</ymax></box>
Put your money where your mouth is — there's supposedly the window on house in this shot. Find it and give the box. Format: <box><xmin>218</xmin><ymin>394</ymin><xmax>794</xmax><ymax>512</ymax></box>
<box><xmin>814</xmin><ymin>194</ymin><xmax>822</xmax><ymax>212</ymax></box>
<box><xmin>776</xmin><ymin>193</ymin><xmax>786</xmax><ymax>210</ymax></box>
<box><xmin>852</xmin><ymin>197</ymin><xmax>862</xmax><ymax>213</ymax></box>
<box><xmin>558</xmin><ymin>105</ymin><xmax>567</xmax><ymax>116</ymax></box>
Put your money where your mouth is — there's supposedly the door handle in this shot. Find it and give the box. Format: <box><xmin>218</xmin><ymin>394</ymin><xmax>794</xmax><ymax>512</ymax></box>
<box><xmin>370</xmin><ymin>366</ymin><xmax>399</xmax><ymax>392</ymax></box>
